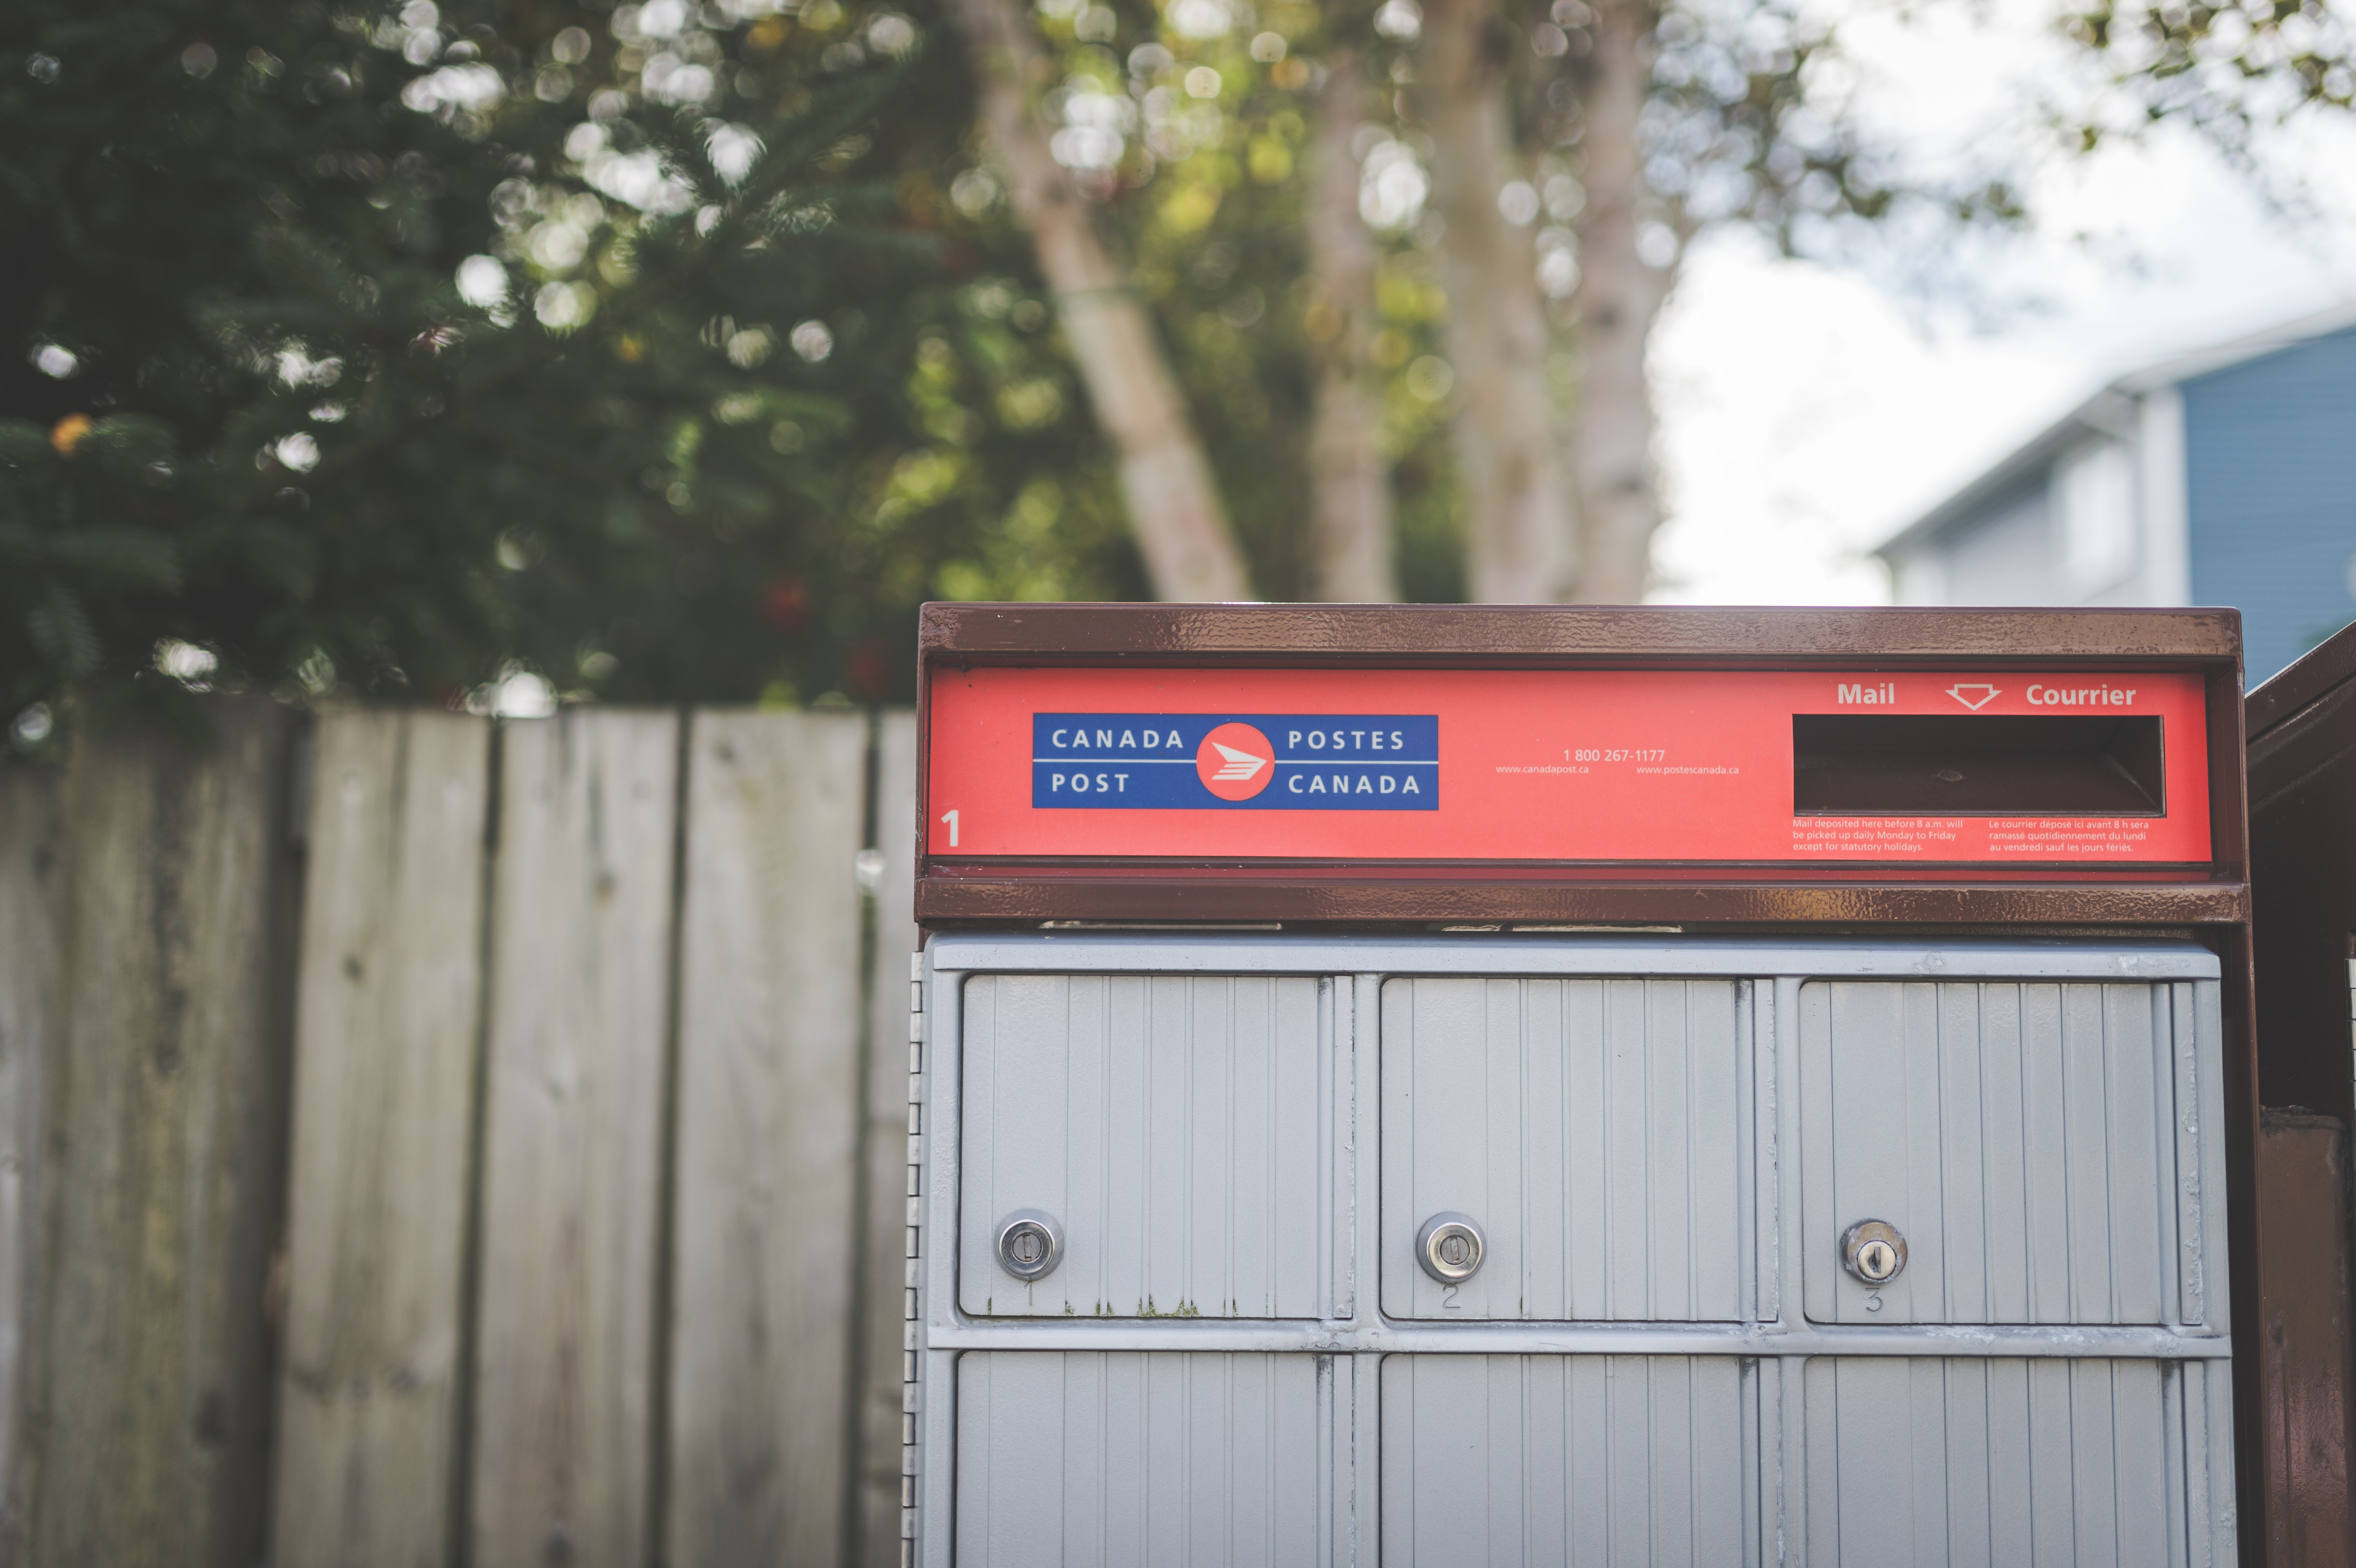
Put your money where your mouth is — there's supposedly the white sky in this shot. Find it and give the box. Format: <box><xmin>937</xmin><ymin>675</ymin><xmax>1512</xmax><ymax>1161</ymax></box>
<box><xmin>1643</xmin><ymin>0</ymin><xmax>2356</xmax><ymax>605</ymax></box>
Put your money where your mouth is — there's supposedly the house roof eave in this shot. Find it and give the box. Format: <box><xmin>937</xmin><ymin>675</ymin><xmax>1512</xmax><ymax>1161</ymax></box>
<box><xmin>1872</xmin><ymin>388</ymin><xmax>2137</xmax><ymax>562</ymax></box>
<box><xmin>2117</xmin><ymin>298</ymin><xmax>2356</xmax><ymax>392</ymax></box>
<box><xmin>1872</xmin><ymin>299</ymin><xmax>2356</xmax><ymax>565</ymax></box>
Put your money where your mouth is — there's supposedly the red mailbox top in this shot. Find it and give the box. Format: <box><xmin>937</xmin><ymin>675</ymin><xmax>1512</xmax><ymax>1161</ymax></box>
<box><xmin>914</xmin><ymin>603</ymin><xmax>2250</xmax><ymax>927</ymax></box>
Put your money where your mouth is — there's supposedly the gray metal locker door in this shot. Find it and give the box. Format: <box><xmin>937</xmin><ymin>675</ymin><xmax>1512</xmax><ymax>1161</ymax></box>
<box><xmin>1800</xmin><ymin>980</ymin><xmax>2204</xmax><ymax>1326</ymax></box>
<box><xmin>1380</xmin><ymin>1354</ymin><xmax>1756</xmax><ymax>1566</ymax></box>
<box><xmin>1382</xmin><ymin>977</ymin><xmax>1746</xmax><ymax>1320</ymax></box>
<box><xmin>955</xmin><ymin>1351</ymin><xmax>1338</xmax><ymax>1567</ymax></box>
<box><xmin>959</xmin><ymin>974</ymin><xmax>1332</xmax><ymax>1318</ymax></box>
<box><xmin>1798</xmin><ymin>1356</ymin><xmax>2238</xmax><ymax>1567</ymax></box>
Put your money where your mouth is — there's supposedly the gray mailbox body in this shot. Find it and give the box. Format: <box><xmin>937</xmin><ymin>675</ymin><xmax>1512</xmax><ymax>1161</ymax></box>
<box><xmin>900</xmin><ymin>604</ymin><xmax>2253</xmax><ymax>1564</ymax></box>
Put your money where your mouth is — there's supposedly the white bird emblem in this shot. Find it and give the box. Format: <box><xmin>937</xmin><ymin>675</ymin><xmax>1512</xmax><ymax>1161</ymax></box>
<box><xmin>1209</xmin><ymin>741</ymin><xmax>1267</xmax><ymax>781</ymax></box>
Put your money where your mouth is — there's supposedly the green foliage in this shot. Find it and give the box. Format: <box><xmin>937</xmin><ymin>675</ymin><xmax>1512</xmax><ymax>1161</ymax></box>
<box><xmin>1642</xmin><ymin>0</ymin><xmax>2028</xmax><ymax>254</ymax></box>
<box><xmin>4</xmin><ymin>0</ymin><xmax>2262</xmax><ymax>732</ymax></box>
<box><xmin>997</xmin><ymin>0</ymin><xmax>2032</xmax><ymax>604</ymax></box>
<box><xmin>0</xmin><ymin>0</ymin><xmax>1143</xmax><ymax>717</ymax></box>
<box><xmin>2061</xmin><ymin>0</ymin><xmax>2355</xmax><ymax>164</ymax></box>
<box><xmin>1003</xmin><ymin>0</ymin><xmax>1465</xmax><ymax>599</ymax></box>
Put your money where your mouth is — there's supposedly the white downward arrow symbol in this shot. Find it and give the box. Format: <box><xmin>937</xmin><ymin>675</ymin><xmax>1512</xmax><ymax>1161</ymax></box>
<box><xmin>1946</xmin><ymin>683</ymin><xmax>2001</xmax><ymax>710</ymax></box>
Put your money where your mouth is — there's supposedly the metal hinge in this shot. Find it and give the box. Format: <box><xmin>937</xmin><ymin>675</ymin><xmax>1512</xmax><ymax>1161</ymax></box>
<box><xmin>902</xmin><ymin>948</ymin><xmax>924</xmax><ymax>1566</ymax></box>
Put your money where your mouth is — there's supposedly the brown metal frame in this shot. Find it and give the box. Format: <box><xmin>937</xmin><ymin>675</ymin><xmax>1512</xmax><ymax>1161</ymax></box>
<box><xmin>2249</xmin><ymin>618</ymin><xmax>2356</xmax><ymax>1118</ymax></box>
<box><xmin>912</xmin><ymin>601</ymin><xmax>2263</xmax><ymax>1561</ymax></box>
<box><xmin>2246</xmin><ymin>618</ymin><xmax>2356</xmax><ymax>1562</ymax></box>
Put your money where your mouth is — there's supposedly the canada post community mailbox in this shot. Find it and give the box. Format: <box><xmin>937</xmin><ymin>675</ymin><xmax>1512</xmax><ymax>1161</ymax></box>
<box><xmin>898</xmin><ymin>605</ymin><xmax>2258</xmax><ymax>1566</ymax></box>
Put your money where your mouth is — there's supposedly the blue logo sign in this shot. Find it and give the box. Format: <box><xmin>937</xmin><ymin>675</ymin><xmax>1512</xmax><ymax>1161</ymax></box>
<box><xmin>1033</xmin><ymin>713</ymin><xmax>1439</xmax><ymax>810</ymax></box>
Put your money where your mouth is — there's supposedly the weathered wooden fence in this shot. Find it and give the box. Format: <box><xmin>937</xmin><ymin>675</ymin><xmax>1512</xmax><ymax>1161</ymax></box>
<box><xmin>0</xmin><ymin>698</ymin><xmax>919</xmax><ymax>1568</ymax></box>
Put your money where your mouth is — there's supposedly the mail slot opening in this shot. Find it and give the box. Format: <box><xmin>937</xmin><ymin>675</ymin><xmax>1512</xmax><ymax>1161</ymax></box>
<box><xmin>1792</xmin><ymin>713</ymin><xmax>2165</xmax><ymax>816</ymax></box>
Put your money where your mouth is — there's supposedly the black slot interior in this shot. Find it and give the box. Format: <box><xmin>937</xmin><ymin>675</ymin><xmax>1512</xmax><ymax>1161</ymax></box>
<box><xmin>1793</xmin><ymin>713</ymin><xmax>2165</xmax><ymax>816</ymax></box>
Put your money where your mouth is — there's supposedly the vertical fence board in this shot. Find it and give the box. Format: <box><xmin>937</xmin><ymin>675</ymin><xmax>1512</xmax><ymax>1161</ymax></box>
<box><xmin>470</xmin><ymin>713</ymin><xmax>678</xmax><ymax>1568</ymax></box>
<box><xmin>0</xmin><ymin>763</ymin><xmax>63</xmax><ymax>1568</ymax></box>
<box><xmin>857</xmin><ymin>712</ymin><xmax>920</xmax><ymax>1566</ymax></box>
<box><xmin>668</xmin><ymin>711</ymin><xmax>867</xmax><ymax>1568</ymax></box>
<box><xmin>274</xmin><ymin>712</ymin><xmax>490</xmax><ymax>1568</ymax></box>
<box><xmin>31</xmin><ymin>700</ymin><xmax>299</xmax><ymax>1568</ymax></box>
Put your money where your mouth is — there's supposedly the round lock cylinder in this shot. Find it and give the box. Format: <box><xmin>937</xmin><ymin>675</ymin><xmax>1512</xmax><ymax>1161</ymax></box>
<box><xmin>995</xmin><ymin>1209</ymin><xmax>1065</xmax><ymax>1281</ymax></box>
<box><xmin>1416</xmin><ymin>1212</ymin><xmax>1486</xmax><ymax>1283</ymax></box>
<box><xmin>1841</xmin><ymin>1219</ymin><xmax>1908</xmax><ymax>1285</ymax></box>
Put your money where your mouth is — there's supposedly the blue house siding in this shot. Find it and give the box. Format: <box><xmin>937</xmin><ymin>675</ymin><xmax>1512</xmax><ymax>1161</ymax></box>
<box><xmin>2184</xmin><ymin>324</ymin><xmax>2356</xmax><ymax>682</ymax></box>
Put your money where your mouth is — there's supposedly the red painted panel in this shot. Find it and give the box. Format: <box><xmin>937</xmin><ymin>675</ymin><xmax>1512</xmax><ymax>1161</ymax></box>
<box><xmin>925</xmin><ymin>666</ymin><xmax>2212</xmax><ymax>866</ymax></box>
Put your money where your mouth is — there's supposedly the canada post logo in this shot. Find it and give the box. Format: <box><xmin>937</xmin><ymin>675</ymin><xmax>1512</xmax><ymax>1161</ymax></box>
<box><xmin>1033</xmin><ymin>713</ymin><xmax>1439</xmax><ymax>810</ymax></box>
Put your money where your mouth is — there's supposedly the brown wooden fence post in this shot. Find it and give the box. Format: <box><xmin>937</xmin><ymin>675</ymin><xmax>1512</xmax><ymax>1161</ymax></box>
<box><xmin>273</xmin><ymin>711</ymin><xmax>492</xmax><ymax>1568</ymax></box>
<box><xmin>856</xmin><ymin>711</ymin><xmax>920</xmax><ymax>1566</ymax></box>
<box><xmin>0</xmin><ymin>759</ymin><xmax>65</xmax><ymax>1568</ymax></box>
<box><xmin>666</xmin><ymin>709</ymin><xmax>869</xmax><ymax>1567</ymax></box>
<box><xmin>16</xmin><ymin>699</ymin><xmax>301</xmax><ymax>1567</ymax></box>
<box><xmin>469</xmin><ymin>712</ymin><xmax>680</xmax><ymax>1568</ymax></box>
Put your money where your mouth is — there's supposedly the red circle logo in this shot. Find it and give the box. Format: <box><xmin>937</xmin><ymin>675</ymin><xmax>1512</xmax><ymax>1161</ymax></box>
<box><xmin>1196</xmin><ymin>722</ymin><xmax>1276</xmax><ymax>801</ymax></box>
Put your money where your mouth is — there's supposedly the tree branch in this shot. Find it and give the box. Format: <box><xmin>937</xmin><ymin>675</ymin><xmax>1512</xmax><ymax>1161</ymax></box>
<box><xmin>1419</xmin><ymin>0</ymin><xmax>1577</xmax><ymax>603</ymax></box>
<box><xmin>948</xmin><ymin>0</ymin><xmax>1253</xmax><ymax>601</ymax></box>
<box><xmin>1303</xmin><ymin>51</ymin><xmax>1399</xmax><ymax>603</ymax></box>
<box><xmin>1567</xmin><ymin>0</ymin><xmax>1669</xmax><ymax>604</ymax></box>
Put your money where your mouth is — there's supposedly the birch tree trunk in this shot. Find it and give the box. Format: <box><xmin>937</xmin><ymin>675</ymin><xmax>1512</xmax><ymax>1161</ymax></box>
<box><xmin>1302</xmin><ymin>53</ymin><xmax>1399</xmax><ymax>602</ymax></box>
<box><xmin>1418</xmin><ymin>0</ymin><xmax>1577</xmax><ymax>603</ymax></box>
<box><xmin>1566</xmin><ymin>0</ymin><xmax>1669</xmax><ymax>604</ymax></box>
<box><xmin>950</xmin><ymin>0</ymin><xmax>1255</xmax><ymax>601</ymax></box>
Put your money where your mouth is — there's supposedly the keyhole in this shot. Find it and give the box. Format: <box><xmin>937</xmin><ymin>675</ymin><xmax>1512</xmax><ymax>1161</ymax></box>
<box><xmin>996</xmin><ymin>1210</ymin><xmax>1063</xmax><ymax>1281</ymax></box>
<box><xmin>1841</xmin><ymin>1218</ymin><xmax>1907</xmax><ymax>1286</ymax></box>
<box><xmin>1416</xmin><ymin>1213</ymin><xmax>1486</xmax><ymax>1283</ymax></box>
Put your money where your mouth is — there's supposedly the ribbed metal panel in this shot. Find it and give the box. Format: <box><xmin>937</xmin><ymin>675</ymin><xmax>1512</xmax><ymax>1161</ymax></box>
<box><xmin>922</xmin><ymin>941</ymin><xmax>2236</xmax><ymax>1568</ymax></box>
<box><xmin>1381</xmin><ymin>1355</ymin><xmax>1754</xmax><ymax>1566</ymax></box>
<box><xmin>1802</xmin><ymin>981</ymin><xmax>2191</xmax><ymax>1326</ymax></box>
<box><xmin>1382</xmin><ymin>978</ymin><xmax>1744</xmax><ymax>1320</ymax></box>
<box><xmin>955</xmin><ymin>1351</ymin><xmax>1335</xmax><ymax>1567</ymax></box>
<box><xmin>1801</xmin><ymin>1356</ymin><xmax>2235</xmax><ymax>1567</ymax></box>
<box><xmin>959</xmin><ymin>975</ymin><xmax>1329</xmax><ymax>1318</ymax></box>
